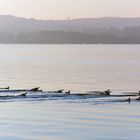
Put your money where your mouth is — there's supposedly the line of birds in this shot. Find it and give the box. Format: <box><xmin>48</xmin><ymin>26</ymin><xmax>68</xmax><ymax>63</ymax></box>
<box><xmin>1</xmin><ymin>87</ymin><xmax>140</xmax><ymax>103</ymax></box>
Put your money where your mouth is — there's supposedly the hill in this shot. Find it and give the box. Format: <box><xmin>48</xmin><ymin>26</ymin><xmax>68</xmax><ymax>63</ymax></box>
<box><xmin>0</xmin><ymin>15</ymin><xmax>140</xmax><ymax>44</ymax></box>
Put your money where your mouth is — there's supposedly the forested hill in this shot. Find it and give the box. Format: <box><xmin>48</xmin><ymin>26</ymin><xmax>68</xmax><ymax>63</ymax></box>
<box><xmin>0</xmin><ymin>15</ymin><xmax>140</xmax><ymax>44</ymax></box>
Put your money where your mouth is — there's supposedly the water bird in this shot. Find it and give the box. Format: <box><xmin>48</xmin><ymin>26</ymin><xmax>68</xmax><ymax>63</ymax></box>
<box><xmin>104</xmin><ymin>89</ymin><xmax>111</xmax><ymax>95</ymax></box>
<box><xmin>136</xmin><ymin>96</ymin><xmax>140</xmax><ymax>100</ymax></box>
<box><xmin>57</xmin><ymin>89</ymin><xmax>63</xmax><ymax>93</ymax></box>
<box><xmin>19</xmin><ymin>93</ymin><xmax>27</xmax><ymax>97</ymax></box>
<box><xmin>126</xmin><ymin>97</ymin><xmax>131</xmax><ymax>103</ymax></box>
<box><xmin>138</xmin><ymin>91</ymin><xmax>140</xmax><ymax>96</ymax></box>
<box><xmin>31</xmin><ymin>87</ymin><xmax>40</xmax><ymax>92</ymax></box>
<box><xmin>0</xmin><ymin>87</ymin><xmax>10</xmax><ymax>90</ymax></box>
<box><xmin>0</xmin><ymin>93</ymin><xmax>27</xmax><ymax>99</ymax></box>
<box><xmin>65</xmin><ymin>90</ymin><xmax>71</xmax><ymax>95</ymax></box>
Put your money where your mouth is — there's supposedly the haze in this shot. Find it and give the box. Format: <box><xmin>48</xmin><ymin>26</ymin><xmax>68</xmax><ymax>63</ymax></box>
<box><xmin>0</xmin><ymin>0</ymin><xmax>140</xmax><ymax>19</ymax></box>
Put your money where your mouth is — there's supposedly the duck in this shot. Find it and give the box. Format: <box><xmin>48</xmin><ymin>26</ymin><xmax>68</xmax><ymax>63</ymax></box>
<box><xmin>65</xmin><ymin>90</ymin><xmax>71</xmax><ymax>95</ymax></box>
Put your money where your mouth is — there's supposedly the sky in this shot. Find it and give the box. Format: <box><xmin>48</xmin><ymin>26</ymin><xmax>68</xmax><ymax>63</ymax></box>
<box><xmin>0</xmin><ymin>0</ymin><xmax>140</xmax><ymax>19</ymax></box>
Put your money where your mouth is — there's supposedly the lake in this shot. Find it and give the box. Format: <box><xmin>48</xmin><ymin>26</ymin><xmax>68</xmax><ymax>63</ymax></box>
<box><xmin>0</xmin><ymin>44</ymin><xmax>140</xmax><ymax>140</ymax></box>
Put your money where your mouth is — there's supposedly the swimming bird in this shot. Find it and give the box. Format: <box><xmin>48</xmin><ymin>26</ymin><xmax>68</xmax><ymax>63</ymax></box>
<box><xmin>65</xmin><ymin>90</ymin><xmax>71</xmax><ymax>95</ymax></box>
<box><xmin>31</xmin><ymin>87</ymin><xmax>40</xmax><ymax>92</ymax></box>
<box><xmin>57</xmin><ymin>89</ymin><xmax>63</xmax><ymax>93</ymax></box>
<box><xmin>104</xmin><ymin>89</ymin><xmax>111</xmax><ymax>95</ymax></box>
<box><xmin>19</xmin><ymin>93</ymin><xmax>27</xmax><ymax>97</ymax></box>
<box><xmin>0</xmin><ymin>86</ymin><xmax>10</xmax><ymax>90</ymax></box>
<box><xmin>127</xmin><ymin>97</ymin><xmax>131</xmax><ymax>103</ymax></box>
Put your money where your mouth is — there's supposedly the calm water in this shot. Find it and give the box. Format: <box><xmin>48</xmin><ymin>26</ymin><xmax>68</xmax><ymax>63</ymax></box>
<box><xmin>0</xmin><ymin>44</ymin><xmax>140</xmax><ymax>140</ymax></box>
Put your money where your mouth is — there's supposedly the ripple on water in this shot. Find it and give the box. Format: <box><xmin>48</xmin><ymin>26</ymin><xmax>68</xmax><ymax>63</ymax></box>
<box><xmin>0</xmin><ymin>97</ymin><xmax>139</xmax><ymax>139</ymax></box>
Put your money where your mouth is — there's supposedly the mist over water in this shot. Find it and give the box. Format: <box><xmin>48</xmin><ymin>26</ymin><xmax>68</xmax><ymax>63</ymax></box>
<box><xmin>0</xmin><ymin>44</ymin><xmax>140</xmax><ymax>140</ymax></box>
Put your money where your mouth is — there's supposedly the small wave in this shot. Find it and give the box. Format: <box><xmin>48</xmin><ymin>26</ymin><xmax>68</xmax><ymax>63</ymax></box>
<box><xmin>0</xmin><ymin>91</ymin><xmax>136</xmax><ymax>106</ymax></box>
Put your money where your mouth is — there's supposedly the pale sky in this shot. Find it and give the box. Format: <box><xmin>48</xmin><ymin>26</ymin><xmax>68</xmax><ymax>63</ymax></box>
<box><xmin>0</xmin><ymin>0</ymin><xmax>140</xmax><ymax>19</ymax></box>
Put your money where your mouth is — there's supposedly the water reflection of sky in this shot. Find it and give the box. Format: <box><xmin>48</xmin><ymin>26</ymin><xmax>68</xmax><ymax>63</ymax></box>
<box><xmin>0</xmin><ymin>44</ymin><xmax>140</xmax><ymax>92</ymax></box>
<box><xmin>0</xmin><ymin>44</ymin><xmax>140</xmax><ymax>140</ymax></box>
<box><xmin>0</xmin><ymin>99</ymin><xmax>139</xmax><ymax>140</ymax></box>
<box><xmin>0</xmin><ymin>44</ymin><xmax>140</xmax><ymax>66</ymax></box>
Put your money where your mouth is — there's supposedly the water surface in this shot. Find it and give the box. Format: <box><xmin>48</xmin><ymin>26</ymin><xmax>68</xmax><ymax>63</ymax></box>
<box><xmin>0</xmin><ymin>44</ymin><xmax>139</xmax><ymax>140</ymax></box>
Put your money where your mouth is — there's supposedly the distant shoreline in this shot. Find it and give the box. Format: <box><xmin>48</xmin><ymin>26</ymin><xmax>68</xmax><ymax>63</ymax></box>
<box><xmin>1</xmin><ymin>29</ymin><xmax>140</xmax><ymax>44</ymax></box>
<box><xmin>0</xmin><ymin>16</ymin><xmax>140</xmax><ymax>44</ymax></box>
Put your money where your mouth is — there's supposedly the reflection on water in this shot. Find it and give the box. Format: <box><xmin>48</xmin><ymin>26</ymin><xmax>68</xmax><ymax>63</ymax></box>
<box><xmin>0</xmin><ymin>44</ymin><xmax>140</xmax><ymax>139</ymax></box>
<box><xmin>0</xmin><ymin>44</ymin><xmax>140</xmax><ymax>92</ymax></box>
<box><xmin>0</xmin><ymin>97</ymin><xmax>140</xmax><ymax>140</ymax></box>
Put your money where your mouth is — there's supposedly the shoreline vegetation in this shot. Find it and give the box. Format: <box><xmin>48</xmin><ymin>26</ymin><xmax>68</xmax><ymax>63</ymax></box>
<box><xmin>1</xmin><ymin>30</ymin><xmax>140</xmax><ymax>44</ymax></box>
<box><xmin>1</xmin><ymin>15</ymin><xmax>140</xmax><ymax>44</ymax></box>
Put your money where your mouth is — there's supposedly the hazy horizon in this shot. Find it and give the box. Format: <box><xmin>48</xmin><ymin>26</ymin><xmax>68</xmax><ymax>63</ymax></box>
<box><xmin>0</xmin><ymin>0</ymin><xmax>140</xmax><ymax>20</ymax></box>
<box><xmin>2</xmin><ymin>14</ymin><xmax>140</xmax><ymax>21</ymax></box>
